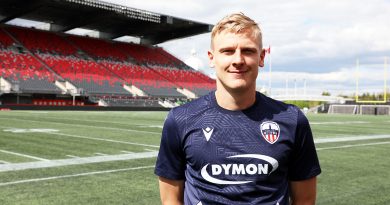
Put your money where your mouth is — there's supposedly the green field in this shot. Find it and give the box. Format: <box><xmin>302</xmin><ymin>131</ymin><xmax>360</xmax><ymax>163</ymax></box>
<box><xmin>0</xmin><ymin>111</ymin><xmax>389</xmax><ymax>204</ymax></box>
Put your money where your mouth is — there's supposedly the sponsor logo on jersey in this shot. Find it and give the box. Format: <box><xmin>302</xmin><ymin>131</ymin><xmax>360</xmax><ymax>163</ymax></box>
<box><xmin>200</xmin><ymin>154</ymin><xmax>279</xmax><ymax>185</ymax></box>
<box><xmin>260</xmin><ymin>121</ymin><xmax>280</xmax><ymax>144</ymax></box>
<box><xmin>202</xmin><ymin>127</ymin><xmax>214</xmax><ymax>141</ymax></box>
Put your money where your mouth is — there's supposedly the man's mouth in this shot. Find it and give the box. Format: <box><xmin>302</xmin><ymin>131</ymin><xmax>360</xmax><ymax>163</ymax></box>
<box><xmin>228</xmin><ymin>70</ymin><xmax>247</xmax><ymax>74</ymax></box>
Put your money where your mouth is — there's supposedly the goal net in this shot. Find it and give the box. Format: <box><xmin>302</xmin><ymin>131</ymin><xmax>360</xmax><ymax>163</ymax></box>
<box><xmin>328</xmin><ymin>104</ymin><xmax>358</xmax><ymax>114</ymax></box>
<box><xmin>359</xmin><ymin>105</ymin><xmax>390</xmax><ymax>115</ymax></box>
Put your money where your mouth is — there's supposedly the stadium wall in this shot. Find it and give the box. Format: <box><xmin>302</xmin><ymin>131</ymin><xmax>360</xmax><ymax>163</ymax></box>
<box><xmin>0</xmin><ymin>105</ymin><xmax>170</xmax><ymax>111</ymax></box>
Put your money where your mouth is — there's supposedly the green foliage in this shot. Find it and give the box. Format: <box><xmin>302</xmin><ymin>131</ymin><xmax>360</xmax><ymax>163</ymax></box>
<box><xmin>357</xmin><ymin>92</ymin><xmax>390</xmax><ymax>101</ymax></box>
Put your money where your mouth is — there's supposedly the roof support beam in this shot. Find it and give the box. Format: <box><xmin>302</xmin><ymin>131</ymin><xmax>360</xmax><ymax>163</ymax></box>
<box><xmin>0</xmin><ymin>0</ymin><xmax>212</xmax><ymax>45</ymax></box>
<box><xmin>98</xmin><ymin>31</ymin><xmax>116</xmax><ymax>40</ymax></box>
<box><xmin>49</xmin><ymin>23</ymin><xmax>67</xmax><ymax>32</ymax></box>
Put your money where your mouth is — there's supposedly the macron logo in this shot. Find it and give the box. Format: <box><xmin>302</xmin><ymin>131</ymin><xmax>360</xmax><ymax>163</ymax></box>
<box><xmin>202</xmin><ymin>127</ymin><xmax>214</xmax><ymax>141</ymax></box>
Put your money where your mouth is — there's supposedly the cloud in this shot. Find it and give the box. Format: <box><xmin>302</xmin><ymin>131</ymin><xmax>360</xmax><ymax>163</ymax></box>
<box><xmin>13</xmin><ymin>0</ymin><xmax>389</xmax><ymax>96</ymax></box>
<box><xmin>257</xmin><ymin>63</ymin><xmax>389</xmax><ymax>95</ymax></box>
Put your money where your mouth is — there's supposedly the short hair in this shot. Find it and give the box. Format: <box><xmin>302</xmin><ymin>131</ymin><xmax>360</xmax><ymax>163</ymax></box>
<box><xmin>211</xmin><ymin>13</ymin><xmax>262</xmax><ymax>49</ymax></box>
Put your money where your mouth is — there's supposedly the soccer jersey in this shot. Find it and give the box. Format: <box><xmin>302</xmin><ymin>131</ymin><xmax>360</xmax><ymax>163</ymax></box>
<box><xmin>155</xmin><ymin>91</ymin><xmax>321</xmax><ymax>205</ymax></box>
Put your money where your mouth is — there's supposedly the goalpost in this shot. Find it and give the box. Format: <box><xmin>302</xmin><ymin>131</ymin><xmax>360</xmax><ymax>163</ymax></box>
<box><xmin>328</xmin><ymin>58</ymin><xmax>389</xmax><ymax>115</ymax></box>
<box><xmin>355</xmin><ymin>57</ymin><xmax>388</xmax><ymax>103</ymax></box>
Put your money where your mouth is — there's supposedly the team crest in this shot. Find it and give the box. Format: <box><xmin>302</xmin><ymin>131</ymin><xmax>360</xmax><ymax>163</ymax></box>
<box><xmin>260</xmin><ymin>121</ymin><xmax>280</xmax><ymax>144</ymax></box>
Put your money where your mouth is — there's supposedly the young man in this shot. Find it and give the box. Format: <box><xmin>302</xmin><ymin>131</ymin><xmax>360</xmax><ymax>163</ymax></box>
<box><xmin>155</xmin><ymin>13</ymin><xmax>321</xmax><ymax>205</ymax></box>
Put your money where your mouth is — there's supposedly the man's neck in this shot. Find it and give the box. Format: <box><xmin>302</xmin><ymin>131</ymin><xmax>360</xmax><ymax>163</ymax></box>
<box><xmin>215</xmin><ymin>87</ymin><xmax>256</xmax><ymax>111</ymax></box>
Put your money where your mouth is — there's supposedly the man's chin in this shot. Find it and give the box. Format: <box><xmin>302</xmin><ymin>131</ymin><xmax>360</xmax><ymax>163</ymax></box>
<box><xmin>225</xmin><ymin>83</ymin><xmax>253</xmax><ymax>93</ymax></box>
<box><xmin>217</xmin><ymin>78</ymin><xmax>256</xmax><ymax>93</ymax></box>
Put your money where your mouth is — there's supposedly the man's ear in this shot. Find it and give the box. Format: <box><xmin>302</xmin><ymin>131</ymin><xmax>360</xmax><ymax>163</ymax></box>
<box><xmin>259</xmin><ymin>49</ymin><xmax>266</xmax><ymax>67</ymax></box>
<box><xmin>208</xmin><ymin>50</ymin><xmax>215</xmax><ymax>68</ymax></box>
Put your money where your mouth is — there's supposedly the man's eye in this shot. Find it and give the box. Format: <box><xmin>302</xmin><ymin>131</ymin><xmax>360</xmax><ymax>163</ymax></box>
<box><xmin>243</xmin><ymin>49</ymin><xmax>256</xmax><ymax>54</ymax></box>
<box><xmin>222</xmin><ymin>50</ymin><xmax>234</xmax><ymax>54</ymax></box>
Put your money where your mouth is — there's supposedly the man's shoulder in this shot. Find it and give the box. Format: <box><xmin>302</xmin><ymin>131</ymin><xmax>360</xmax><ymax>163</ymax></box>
<box><xmin>257</xmin><ymin>92</ymin><xmax>299</xmax><ymax>113</ymax></box>
<box><xmin>170</xmin><ymin>92</ymin><xmax>213</xmax><ymax>120</ymax></box>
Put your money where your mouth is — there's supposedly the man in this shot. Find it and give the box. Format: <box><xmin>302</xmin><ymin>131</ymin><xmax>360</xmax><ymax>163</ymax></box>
<box><xmin>155</xmin><ymin>13</ymin><xmax>321</xmax><ymax>205</ymax></box>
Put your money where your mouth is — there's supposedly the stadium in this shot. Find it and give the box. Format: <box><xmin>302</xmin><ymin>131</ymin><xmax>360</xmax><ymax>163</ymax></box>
<box><xmin>1</xmin><ymin>0</ymin><xmax>390</xmax><ymax>204</ymax></box>
<box><xmin>0</xmin><ymin>0</ymin><xmax>215</xmax><ymax>110</ymax></box>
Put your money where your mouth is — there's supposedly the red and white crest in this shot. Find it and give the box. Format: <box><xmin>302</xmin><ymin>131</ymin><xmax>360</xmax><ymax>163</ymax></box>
<box><xmin>260</xmin><ymin>121</ymin><xmax>280</xmax><ymax>144</ymax></box>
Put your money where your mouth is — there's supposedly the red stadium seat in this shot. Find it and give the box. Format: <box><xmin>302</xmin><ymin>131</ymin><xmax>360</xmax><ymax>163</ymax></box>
<box><xmin>6</xmin><ymin>26</ymin><xmax>78</xmax><ymax>56</ymax></box>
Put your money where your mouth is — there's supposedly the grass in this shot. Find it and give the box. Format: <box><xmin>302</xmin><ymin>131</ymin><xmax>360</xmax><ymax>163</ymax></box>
<box><xmin>0</xmin><ymin>111</ymin><xmax>389</xmax><ymax>204</ymax></box>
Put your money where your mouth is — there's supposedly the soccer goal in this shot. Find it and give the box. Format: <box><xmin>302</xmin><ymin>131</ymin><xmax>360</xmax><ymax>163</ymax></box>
<box><xmin>328</xmin><ymin>104</ymin><xmax>358</xmax><ymax>114</ymax></box>
<box><xmin>359</xmin><ymin>105</ymin><xmax>390</xmax><ymax>115</ymax></box>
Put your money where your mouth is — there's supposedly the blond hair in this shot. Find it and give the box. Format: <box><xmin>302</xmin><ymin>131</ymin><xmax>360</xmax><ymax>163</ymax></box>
<box><xmin>211</xmin><ymin>13</ymin><xmax>262</xmax><ymax>49</ymax></box>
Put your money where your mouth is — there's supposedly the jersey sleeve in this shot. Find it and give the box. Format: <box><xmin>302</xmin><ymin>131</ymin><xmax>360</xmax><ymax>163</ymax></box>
<box><xmin>154</xmin><ymin>110</ymin><xmax>186</xmax><ymax>180</ymax></box>
<box><xmin>288</xmin><ymin>109</ymin><xmax>321</xmax><ymax>181</ymax></box>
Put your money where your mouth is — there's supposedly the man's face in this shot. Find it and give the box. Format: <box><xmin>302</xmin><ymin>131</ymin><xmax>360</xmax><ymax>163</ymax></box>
<box><xmin>208</xmin><ymin>30</ymin><xmax>265</xmax><ymax>93</ymax></box>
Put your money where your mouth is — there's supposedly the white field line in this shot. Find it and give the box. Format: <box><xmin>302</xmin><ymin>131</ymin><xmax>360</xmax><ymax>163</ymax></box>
<box><xmin>0</xmin><ymin>151</ymin><xmax>158</xmax><ymax>172</ymax></box>
<box><xmin>0</xmin><ymin>117</ymin><xmax>160</xmax><ymax>135</ymax></box>
<box><xmin>315</xmin><ymin>135</ymin><xmax>390</xmax><ymax>143</ymax></box>
<box><xmin>0</xmin><ymin>160</ymin><xmax>10</xmax><ymax>164</ymax></box>
<box><xmin>66</xmin><ymin>155</ymin><xmax>80</xmax><ymax>158</ymax></box>
<box><xmin>138</xmin><ymin>125</ymin><xmax>164</xmax><ymax>129</ymax></box>
<box><xmin>120</xmin><ymin>151</ymin><xmax>134</xmax><ymax>154</ymax></box>
<box><xmin>6</xmin><ymin>113</ymin><xmax>162</xmax><ymax>128</ymax></box>
<box><xmin>0</xmin><ymin>124</ymin><xmax>159</xmax><ymax>148</ymax></box>
<box><xmin>317</xmin><ymin>141</ymin><xmax>390</xmax><ymax>151</ymax></box>
<box><xmin>1</xmin><ymin>135</ymin><xmax>390</xmax><ymax>186</ymax></box>
<box><xmin>29</xmin><ymin>115</ymin><xmax>164</xmax><ymax>128</ymax></box>
<box><xmin>144</xmin><ymin>148</ymin><xmax>158</xmax><ymax>152</ymax></box>
<box><xmin>2</xmin><ymin>141</ymin><xmax>390</xmax><ymax>187</ymax></box>
<box><xmin>94</xmin><ymin>153</ymin><xmax>107</xmax><ymax>156</ymax></box>
<box><xmin>0</xmin><ymin>149</ymin><xmax>49</xmax><ymax>161</ymax></box>
<box><xmin>0</xmin><ymin>114</ymin><xmax>163</xmax><ymax>130</ymax></box>
<box><xmin>46</xmin><ymin>132</ymin><xmax>159</xmax><ymax>148</ymax></box>
<box><xmin>25</xmin><ymin>111</ymin><xmax>49</xmax><ymax>114</ymax></box>
<box><xmin>310</xmin><ymin>121</ymin><xmax>368</xmax><ymax>125</ymax></box>
<box><xmin>0</xmin><ymin>165</ymin><xmax>155</xmax><ymax>187</ymax></box>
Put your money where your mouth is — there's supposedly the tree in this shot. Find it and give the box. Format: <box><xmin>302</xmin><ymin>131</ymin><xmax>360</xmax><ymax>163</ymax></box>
<box><xmin>321</xmin><ymin>91</ymin><xmax>331</xmax><ymax>96</ymax></box>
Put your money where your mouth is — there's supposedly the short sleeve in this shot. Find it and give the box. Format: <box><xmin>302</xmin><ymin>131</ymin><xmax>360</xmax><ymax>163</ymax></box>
<box><xmin>154</xmin><ymin>110</ymin><xmax>186</xmax><ymax>180</ymax></box>
<box><xmin>288</xmin><ymin>109</ymin><xmax>321</xmax><ymax>181</ymax></box>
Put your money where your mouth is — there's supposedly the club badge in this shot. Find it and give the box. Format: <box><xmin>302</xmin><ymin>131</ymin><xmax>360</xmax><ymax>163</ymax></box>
<box><xmin>260</xmin><ymin>121</ymin><xmax>280</xmax><ymax>144</ymax></box>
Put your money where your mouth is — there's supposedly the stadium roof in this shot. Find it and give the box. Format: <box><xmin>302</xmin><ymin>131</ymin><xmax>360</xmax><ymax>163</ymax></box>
<box><xmin>0</xmin><ymin>0</ymin><xmax>213</xmax><ymax>45</ymax></box>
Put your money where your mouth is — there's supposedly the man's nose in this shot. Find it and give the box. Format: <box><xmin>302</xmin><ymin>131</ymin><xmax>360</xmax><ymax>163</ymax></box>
<box><xmin>232</xmin><ymin>50</ymin><xmax>244</xmax><ymax>66</ymax></box>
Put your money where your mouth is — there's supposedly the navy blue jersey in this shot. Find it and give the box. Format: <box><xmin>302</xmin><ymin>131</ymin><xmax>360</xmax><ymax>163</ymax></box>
<box><xmin>155</xmin><ymin>92</ymin><xmax>321</xmax><ymax>205</ymax></box>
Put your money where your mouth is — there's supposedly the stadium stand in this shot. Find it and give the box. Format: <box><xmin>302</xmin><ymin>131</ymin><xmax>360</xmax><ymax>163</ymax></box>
<box><xmin>6</xmin><ymin>26</ymin><xmax>78</xmax><ymax>56</ymax></box>
<box><xmin>116</xmin><ymin>43</ymin><xmax>176</xmax><ymax>66</ymax></box>
<box><xmin>0</xmin><ymin>50</ymin><xmax>62</xmax><ymax>94</ymax></box>
<box><xmin>151</xmin><ymin>66</ymin><xmax>215</xmax><ymax>96</ymax></box>
<box><xmin>0</xmin><ymin>28</ymin><xmax>14</xmax><ymax>49</ymax></box>
<box><xmin>67</xmin><ymin>35</ymin><xmax>129</xmax><ymax>61</ymax></box>
<box><xmin>0</xmin><ymin>0</ymin><xmax>215</xmax><ymax>109</ymax></box>
<box><xmin>38</xmin><ymin>54</ymin><xmax>130</xmax><ymax>95</ymax></box>
<box><xmin>154</xmin><ymin>47</ymin><xmax>191</xmax><ymax>69</ymax></box>
<box><xmin>100</xmin><ymin>60</ymin><xmax>185</xmax><ymax>97</ymax></box>
<box><xmin>3</xmin><ymin>25</ymin><xmax>215</xmax><ymax>97</ymax></box>
<box><xmin>0</xmin><ymin>24</ymin><xmax>216</xmax><ymax>107</ymax></box>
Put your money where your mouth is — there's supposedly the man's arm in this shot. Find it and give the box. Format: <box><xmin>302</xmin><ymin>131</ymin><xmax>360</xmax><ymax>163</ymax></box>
<box><xmin>289</xmin><ymin>177</ymin><xmax>317</xmax><ymax>205</ymax></box>
<box><xmin>158</xmin><ymin>177</ymin><xmax>184</xmax><ymax>205</ymax></box>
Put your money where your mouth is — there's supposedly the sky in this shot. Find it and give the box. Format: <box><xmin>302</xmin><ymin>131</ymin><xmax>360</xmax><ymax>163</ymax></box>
<box><xmin>8</xmin><ymin>0</ymin><xmax>390</xmax><ymax>96</ymax></box>
<box><xmin>100</xmin><ymin>0</ymin><xmax>390</xmax><ymax>96</ymax></box>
